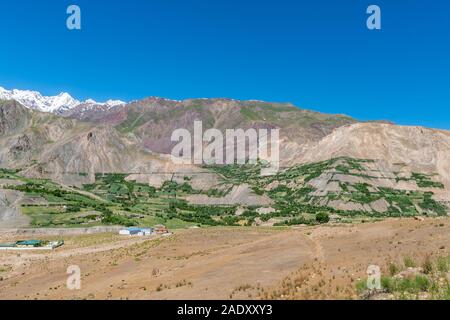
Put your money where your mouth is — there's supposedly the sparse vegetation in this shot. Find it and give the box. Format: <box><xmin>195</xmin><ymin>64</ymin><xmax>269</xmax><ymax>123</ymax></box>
<box><xmin>357</xmin><ymin>255</ymin><xmax>450</xmax><ymax>300</ymax></box>
<box><xmin>404</xmin><ymin>256</ymin><xmax>416</xmax><ymax>268</ymax></box>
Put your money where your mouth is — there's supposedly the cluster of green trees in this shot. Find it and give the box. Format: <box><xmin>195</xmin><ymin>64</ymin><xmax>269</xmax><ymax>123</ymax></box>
<box><xmin>274</xmin><ymin>212</ymin><xmax>330</xmax><ymax>226</ymax></box>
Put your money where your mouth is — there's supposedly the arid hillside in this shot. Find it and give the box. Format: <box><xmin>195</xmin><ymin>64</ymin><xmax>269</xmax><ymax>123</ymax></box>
<box><xmin>0</xmin><ymin>100</ymin><xmax>177</xmax><ymax>181</ymax></box>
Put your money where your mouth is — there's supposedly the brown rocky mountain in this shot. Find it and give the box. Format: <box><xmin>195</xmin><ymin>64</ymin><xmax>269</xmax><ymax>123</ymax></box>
<box><xmin>0</xmin><ymin>100</ymin><xmax>175</xmax><ymax>184</ymax></box>
<box><xmin>0</xmin><ymin>96</ymin><xmax>360</xmax><ymax>189</ymax></box>
<box><xmin>2</xmin><ymin>97</ymin><xmax>450</xmax><ymax>186</ymax></box>
<box><xmin>61</xmin><ymin>97</ymin><xmax>357</xmax><ymax>165</ymax></box>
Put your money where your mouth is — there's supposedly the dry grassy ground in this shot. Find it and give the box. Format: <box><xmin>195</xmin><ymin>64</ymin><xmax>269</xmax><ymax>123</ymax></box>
<box><xmin>0</xmin><ymin>217</ymin><xmax>449</xmax><ymax>300</ymax></box>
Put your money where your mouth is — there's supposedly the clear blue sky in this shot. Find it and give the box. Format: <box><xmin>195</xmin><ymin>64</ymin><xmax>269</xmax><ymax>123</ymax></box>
<box><xmin>0</xmin><ymin>0</ymin><xmax>449</xmax><ymax>128</ymax></box>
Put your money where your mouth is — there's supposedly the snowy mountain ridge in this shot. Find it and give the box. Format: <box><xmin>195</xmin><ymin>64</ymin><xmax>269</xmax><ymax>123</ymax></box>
<box><xmin>0</xmin><ymin>86</ymin><xmax>126</xmax><ymax>114</ymax></box>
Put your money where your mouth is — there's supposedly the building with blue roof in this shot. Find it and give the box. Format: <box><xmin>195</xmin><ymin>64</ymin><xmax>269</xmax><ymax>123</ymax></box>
<box><xmin>119</xmin><ymin>227</ymin><xmax>153</xmax><ymax>236</ymax></box>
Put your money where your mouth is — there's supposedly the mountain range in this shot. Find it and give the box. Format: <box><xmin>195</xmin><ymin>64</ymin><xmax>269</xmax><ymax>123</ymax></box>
<box><xmin>0</xmin><ymin>86</ymin><xmax>449</xmax><ymax>227</ymax></box>
<box><xmin>0</xmin><ymin>87</ymin><xmax>125</xmax><ymax>114</ymax></box>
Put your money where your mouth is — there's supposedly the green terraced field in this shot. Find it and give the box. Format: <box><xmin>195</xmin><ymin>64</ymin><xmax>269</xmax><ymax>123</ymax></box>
<box><xmin>1</xmin><ymin>157</ymin><xmax>448</xmax><ymax>228</ymax></box>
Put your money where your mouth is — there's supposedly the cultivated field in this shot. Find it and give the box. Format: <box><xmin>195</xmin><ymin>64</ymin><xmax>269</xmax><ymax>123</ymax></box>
<box><xmin>0</xmin><ymin>217</ymin><xmax>449</xmax><ymax>300</ymax></box>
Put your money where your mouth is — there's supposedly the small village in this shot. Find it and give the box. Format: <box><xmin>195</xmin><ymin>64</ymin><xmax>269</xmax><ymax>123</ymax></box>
<box><xmin>0</xmin><ymin>239</ymin><xmax>64</xmax><ymax>251</ymax></box>
<box><xmin>0</xmin><ymin>224</ymin><xmax>170</xmax><ymax>251</ymax></box>
<box><xmin>118</xmin><ymin>224</ymin><xmax>170</xmax><ymax>236</ymax></box>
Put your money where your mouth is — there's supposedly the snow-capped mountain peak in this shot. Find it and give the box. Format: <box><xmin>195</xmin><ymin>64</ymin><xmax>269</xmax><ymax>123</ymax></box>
<box><xmin>46</xmin><ymin>92</ymin><xmax>81</xmax><ymax>113</ymax></box>
<box><xmin>84</xmin><ymin>99</ymin><xmax>98</xmax><ymax>104</ymax></box>
<box><xmin>104</xmin><ymin>99</ymin><xmax>126</xmax><ymax>107</ymax></box>
<box><xmin>0</xmin><ymin>86</ymin><xmax>126</xmax><ymax>114</ymax></box>
<box><xmin>82</xmin><ymin>99</ymin><xmax>125</xmax><ymax>107</ymax></box>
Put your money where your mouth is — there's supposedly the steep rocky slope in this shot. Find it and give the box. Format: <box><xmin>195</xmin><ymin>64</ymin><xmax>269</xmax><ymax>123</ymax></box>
<box><xmin>298</xmin><ymin>123</ymin><xmax>450</xmax><ymax>188</ymax></box>
<box><xmin>0</xmin><ymin>100</ymin><xmax>174</xmax><ymax>183</ymax></box>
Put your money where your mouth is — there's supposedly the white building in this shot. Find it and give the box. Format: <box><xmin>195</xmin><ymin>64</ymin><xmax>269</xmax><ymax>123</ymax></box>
<box><xmin>119</xmin><ymin>228</ymin><xmax>153</xmax><ymax>236</ymax></box>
